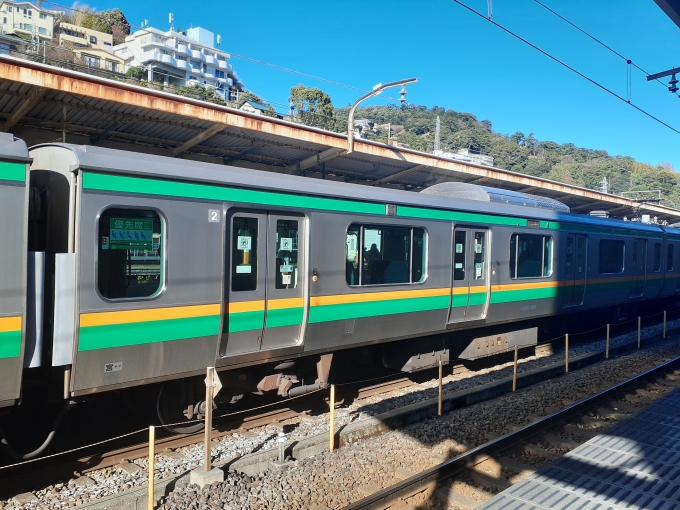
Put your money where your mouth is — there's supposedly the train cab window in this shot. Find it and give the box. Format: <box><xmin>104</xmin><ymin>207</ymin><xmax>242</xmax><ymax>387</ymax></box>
<box><xmin>231</xmin><ymin>216</ymin><xmax>258</xmax><ymax>292</ymax></box>
<box><xmin>98</xmin><ymin>208</ymin><xmax>163</xmax><ymax>299</ymax></box>
<box><xmin>654</xmin><ymin>243</ymin><xmax>662</xmax><ymax>272</ymax></box>
<box><xmin>275</xmin><ymin>219</ymin><xmax>298</xmax><ymax>289</ymax></box>
<box><xmin>509</xmin><ymin>234</ymin><xmax>552</xmax><ymax>278</ymax></box>
<box><xmin>668</xmin><ymin>244</ymin><xmax>674</xmax><ymax>272</ymax></box>
<box><xmin>598</xmin><ymin>239</ymin><xmax>624</xmax><ymax>274</ymax></box>
<box><xmin>346</xmin><ymin>224</ymin><xmax>427</xmax><ymax>286</ymax></box>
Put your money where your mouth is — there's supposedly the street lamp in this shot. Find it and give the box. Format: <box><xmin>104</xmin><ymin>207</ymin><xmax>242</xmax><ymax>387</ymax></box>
<box><xmin>347</xmin><ymin>78</ymin><xmax>418</xmax><ymax>154</ymax></box>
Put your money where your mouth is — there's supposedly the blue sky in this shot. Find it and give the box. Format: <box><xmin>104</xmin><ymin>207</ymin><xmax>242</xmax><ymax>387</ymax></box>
<box><xmin>94</xmin><ymin>0</ymin><xmax>679</xmax><ymax>168</ymax></box>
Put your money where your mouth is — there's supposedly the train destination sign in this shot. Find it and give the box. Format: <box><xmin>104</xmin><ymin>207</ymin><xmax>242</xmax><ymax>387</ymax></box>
<box><xmin>108</xmin><ymin>218</ymin><xmax>154</xmax><ymax>250</ymax></box>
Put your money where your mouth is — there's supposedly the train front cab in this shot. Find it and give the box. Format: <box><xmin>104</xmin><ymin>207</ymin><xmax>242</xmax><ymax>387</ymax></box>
<box><xmin>0</xmin><ymin>134</ymin><xmax>30</xmax><ymax>408</ymax></box>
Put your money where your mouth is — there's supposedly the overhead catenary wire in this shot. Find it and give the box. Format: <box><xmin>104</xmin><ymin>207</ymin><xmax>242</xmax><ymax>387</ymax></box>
<box><xmin>532</xmin><ymin>0</ymin><xmax>679</xmax><ymax>97</ymax></box>
<box><xmin>450</xmin><ymin>0</ymin><xmax>680</xmax><ymax>136</ymax></box>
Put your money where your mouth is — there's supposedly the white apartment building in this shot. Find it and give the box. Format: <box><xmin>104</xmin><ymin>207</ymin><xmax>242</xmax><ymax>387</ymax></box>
<box><xmin>113</xmin><ymin>26</ymin><xmax>242</xmax><ymax>100</ymax></box>
<box><xmin>0</xmin><ymin>0</ymin><xmax>56</xmax><ymax>41</ymax></box>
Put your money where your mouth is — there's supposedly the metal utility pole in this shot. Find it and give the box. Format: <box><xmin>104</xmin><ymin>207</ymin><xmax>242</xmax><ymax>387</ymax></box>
<box><xmin>434</xmin><ymin>115</ymin><xmax>441</xmax><ymax>152</ymax></box>
<box><xmin>647</xmin><ymin>67</ymin><xmax>680</xmax><ymax>94</ymax></box>
<box><xmin>347</xmin><ymin>78</ymin><xmax>418</xmax><ymax>154</ymax></box>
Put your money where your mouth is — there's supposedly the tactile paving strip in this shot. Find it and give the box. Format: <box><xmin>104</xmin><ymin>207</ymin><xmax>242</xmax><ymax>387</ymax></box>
<box><xmin>477</xmin><ymin>388</ymin><xmax>680</xmax><ymax>510</ymax></box>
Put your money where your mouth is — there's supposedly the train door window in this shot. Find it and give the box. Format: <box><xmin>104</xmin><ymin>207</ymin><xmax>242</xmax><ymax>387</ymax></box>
<box><xmin>598</xmin><ymin>240</ymin><xmax>624</xmax><ymax>274</ymax></box>
<box><xmin>274</xmin><ymin>219</ymin><xmax>298</xmax><ymax>289</ymax></box>
<box><xmin>454</xmin><ymin>230</ymin><xmax>466</xmax><ymax>280</ymax></box>
<box><xmin>231</xmin><ymin>216</ymin><xmax>258</xmax><ymax>292</ymax></box>
<box><xmin>98</xmin><ymin>208</ymin><xmax>163</xmax><ymax>299</ymax></box>
<box><xmin>473</xmin><ymin>232</ymin><xmax>485</xmax><ymax>280</ymax></box>
<box><xmin>668</xmin><ymin>244</ymin><xmax>674</xmax><ymax>272</ymax></box>
<box><xmin>654</xmin><ymin>243</ymin><xmax>662</xmax><ymax>272</ymax></box>
<box><xmin>565</xmin><ymin>237</ymin><xmax>574</xmax><ymax>277</ymax></box>
<box><xmin>346</xmin><ymin>225</ymin><xmax>360</xmax><ymax>286</ymax></box>
<box><xmin>412</xmin><ymin>228</ymin><xmax>426</xmax><ymax>283</ymax></box>
<box><xmin>509</xmin><ymin>234</ymin><xmax>553</xmax><ymax>278</ymax></box>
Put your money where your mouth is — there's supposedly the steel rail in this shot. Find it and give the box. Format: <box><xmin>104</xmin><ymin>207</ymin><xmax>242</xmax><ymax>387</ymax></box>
<box><xmin>342</xmin><ymin>355</ymin><xmax>680</xmax><ymax>510</ymax></box>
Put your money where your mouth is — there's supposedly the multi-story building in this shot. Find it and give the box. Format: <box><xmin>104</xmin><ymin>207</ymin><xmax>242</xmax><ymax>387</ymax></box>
<box><xmin>0</xmin><ymin>0</ymin><xmax>56</xmax><ymax>41</ymax></box>
<box><xmin>113</xmin><ymin>26</ymin><xmax>242</xmax><ymax>100</ymax></box>
<box><xmin>58</xmin><ymin>22</ymin><xmax>124</xmax><ymax>73</ymax></box>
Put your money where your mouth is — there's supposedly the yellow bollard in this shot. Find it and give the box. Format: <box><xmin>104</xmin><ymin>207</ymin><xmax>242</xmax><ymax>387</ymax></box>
<box><xmin>148</xmin><ymin>425</ymin><xmax>155</xmax><ymax>510</ymax></box>
<box><xmin>664</xmin><ymin>311</ymin><xmax>667</xmax><ymax>339</ymax></box>
<box><xmin>329</xmin><ymin>384</ymin><xmax>335</xmax><ymax>453</ymax></box>
<box><xmin>565</xmin><ymin>334</ymin><xmax>569</xmax><ymax>374</ymax></box>
<box><xmin>606</xmin><ymin>324</ymin><xmax>610</xmax><ymax>359</ymax></box>
<box><xmin>513</xmin><ymin>345</ymin><xmax>518</xmax><ymax>391</ymax></box>
<box><xmin>438</xmin><ymin>361</ymin><xmax>443</xmax><ymax>416</ymax></box>
<box><xmin>638</xmin><ymin>316</ymin><xmax>641</xmax><ymax>349</ymax></box>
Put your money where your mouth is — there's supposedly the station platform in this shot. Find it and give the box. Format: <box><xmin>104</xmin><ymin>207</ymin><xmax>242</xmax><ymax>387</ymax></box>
<box><xmin>478</xmin><ymin>388</ymin><xmax>680</xmax><ymax>510</ymax></box>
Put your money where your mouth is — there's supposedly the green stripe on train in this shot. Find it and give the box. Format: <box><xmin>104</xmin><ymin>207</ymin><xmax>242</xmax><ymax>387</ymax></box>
<box><xmin>228</xmin><ymin>311</ymin><xmax>265</xmax><ymax>333</ymax></box>
<box><xmin>0</xmin><ymin>331</ymin><xmax>21</xmax><ymax>358</ymax></box>
<box><xmin>397</xmin><ymin>205</ymin><xmax>527</xmax><ymax>227</ymax></box>
<box><xmin>309</xmin><ymin>295</ymin><xmax>450</xmax><ymax>324</ymax></box>
<box><xmin>83</xmin><ymin>173</ymin><xmax>385</xmax><ymax>215</ymax></box>
<box><xmin>490</xmin><ymin>286</ymin><xmax>560</xmax><ymax>304</ymax></box>
<box><xmin>0</xmin><ymin>161</ymin><xmax>25</xmax><ymax>183</ymax></box>
<box><xmin>267</xmin><ymin>307</ymin><xmax>304</xmax><ymax>329</ymax></box>
<box><xmin>78</xmin><ymin>315</ymin><xmax>220</xmax><ymax>351</ymax></box>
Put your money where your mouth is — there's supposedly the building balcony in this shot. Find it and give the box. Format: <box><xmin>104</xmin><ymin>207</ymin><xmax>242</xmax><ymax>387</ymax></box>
<box><xmin>160</xmin><ymin>53</ymin><xmax>176</xmax><ymax>66</ymax></box>
<box><xmin>204</xmin><ymin>54</ymin><xmax>215</xmax><ymax>66</ymax></box>
<box><xmin>137</xmin><ymin>49</ymin><xmax>160</xmax><ymax>63</ymax></box>
<box><xmin>216</xmin><ymin>59</ymin><xmax>227</xmax><ymax>70</ymax></box>
<box><xmin>176</xmin><ymin>43</ymin><xmax>188</xmax><ymax>55</ymax></box>
<box><xmin>190</xmin><ymin>48</ymin><xmax>206</xmax><ymax>62</ymax></box>
<box><xmin>175</xmin><ymin>59</ymin><xmax>188</xmax><ymax>70</ymax></box>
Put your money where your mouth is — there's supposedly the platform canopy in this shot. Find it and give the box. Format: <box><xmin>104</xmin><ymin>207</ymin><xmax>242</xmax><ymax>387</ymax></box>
<box><xmin>1</xmin><ymin>55</ymin><xmax>679</xmax><ymax>222</ymax></box>
<box><xmin>655</xmin><ymin>0</ymin><xmax>680</xmax><ymax>27</ymax></box>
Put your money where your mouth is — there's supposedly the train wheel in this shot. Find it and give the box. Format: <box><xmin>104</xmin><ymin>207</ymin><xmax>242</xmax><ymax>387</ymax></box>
<box><xmin>156</xmin><ymin>380</ymin><xmax>205</xmax><ymax>434</ymax></box>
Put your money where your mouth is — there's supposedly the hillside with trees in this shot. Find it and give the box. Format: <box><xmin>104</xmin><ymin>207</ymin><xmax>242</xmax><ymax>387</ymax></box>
<box><xmin>330</xmin><ymin>104</ymin><xmax>680</xmax><ymax>208</ymax></box>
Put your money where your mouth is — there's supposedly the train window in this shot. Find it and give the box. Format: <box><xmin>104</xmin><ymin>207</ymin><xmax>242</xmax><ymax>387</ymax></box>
<box><xmin>275</xmin><ymin>219</ymin><xmax>298</xmax><ymax>290</ymax></box>
<box><xmin>654</xmin><ymin>243</ymin><xmax>662</xmax><ymax>272</ymax></box>
<box><xmin>509</xmin><ymin>234</ymin><xmax>552</xmax><ymax>278</ymax></box>
<box><xmin>598</xmin><ymin>239</ymin><xmax>624</xmax><ymax>274</ymax></box>
<box><xmin>453</xmin><ymin>230</ymin><xmax>466</xmax><ymax>281</ymax></box>
<box><xmin>98</xmin><ymin>208</ymin><xmax>163</xmax><ymax>299</ymax></box>
<box><xmin>231</xmin><ymin>216</ymin><xmax>258</xmax><ymax>292</ymax></box>
<box><xmin>345</xmin><ymin>224</ymin><xmax>427</xmax><ymax>286</ymax></box>
<box><xmin>668</xmin><ymin>244</ymin><xmax>674</xmax><ymax>272</ymax></box>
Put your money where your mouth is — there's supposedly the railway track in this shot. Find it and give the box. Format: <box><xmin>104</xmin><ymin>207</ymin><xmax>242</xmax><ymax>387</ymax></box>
<box><xmin>342</xmin><ymin>356</ymin><xmax>680</xmax><ymax>510</ymax></box>
<box><xmin>0</xmin><ymin>314</ymin><xmax>674</xmax><ymax>504</ymax></box>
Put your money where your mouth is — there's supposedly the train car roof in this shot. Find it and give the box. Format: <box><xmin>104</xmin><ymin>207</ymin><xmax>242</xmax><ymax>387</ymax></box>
<box><xmin>29</xmin><ymin>142</ymin><xmax>665</xmax><ymax>235</ymax></box>
<box><xmin>0</xmin><ymin>133</ymin><xmax>30</xmax><ymax>162</ymax></box>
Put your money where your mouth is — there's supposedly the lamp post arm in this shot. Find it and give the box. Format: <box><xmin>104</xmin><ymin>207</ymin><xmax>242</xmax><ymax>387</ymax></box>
<box><xmin>347</xmin><ymin>77</ymin><xmax>417</xmax><ymax>154</ymax></box>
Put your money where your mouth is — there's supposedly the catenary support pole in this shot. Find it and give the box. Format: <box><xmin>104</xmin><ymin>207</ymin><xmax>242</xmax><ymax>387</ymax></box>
<box><xmin>606</xmin><ymin>324</ymin><xmax>610</xmax><ymax>359</ymax></box>
<box><xmin>438</xmin><ymin>361</ymin><xmax>443</xmax><ymax>416</ymax></box>
<box><xmin>513</xmin><ymin>345</ymin><xmax>518</xmax><ymax>391</ymax></box>
<box><xmin>148</xmin><ymin>426</ymin><xmax>155</xmax><ymax>510</ymax></box>
<box><xmin>565</xmin><ymin>334</ymin><xmax>569</xmax><ymax>374</ymax></box>
<box><xmin>329</xmin><ymin>384</ymin><xmax>335</xmax><ymax>453</ymax></box>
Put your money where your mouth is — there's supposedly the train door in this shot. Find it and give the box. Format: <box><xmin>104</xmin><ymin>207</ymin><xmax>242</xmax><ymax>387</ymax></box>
<box><xmin>449</xmin><ymin>227</ymin><xmax>489</xmax><ymax>323</ymax></box>
<box><xmin>562</xmin><ymin>234</ymin><xmax>587</xmax><ymax>307</ymax></box>
<box><xmin>222</xmin><ymin>211</ymin><xmax>305</xmax><ymax>356</ymax></box>
<box><xmin>629</xmin><ymin>238</ymin><xmax>646</xmax><ymax>298</ymax></box>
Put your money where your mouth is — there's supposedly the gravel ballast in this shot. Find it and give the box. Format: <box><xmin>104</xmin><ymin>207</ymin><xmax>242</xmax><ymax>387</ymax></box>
<box><xmin>1</xmin><ymin>319</ymin><xmax>678</xmax><ymax>510</ymax></box>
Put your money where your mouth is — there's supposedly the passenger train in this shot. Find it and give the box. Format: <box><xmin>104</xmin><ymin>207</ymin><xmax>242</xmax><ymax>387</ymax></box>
<box><xmin>0</xmin><ymin>133</ymin><xmax>678</xmax><ymax>436</ymax></box>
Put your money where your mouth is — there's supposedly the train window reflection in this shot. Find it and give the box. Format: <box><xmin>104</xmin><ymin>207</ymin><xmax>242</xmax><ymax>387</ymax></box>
<box><xmin>654</xmin><ymin>243</ymin><xmax>661</xmax><ymax>272</ymax></box>
<box><xmin>346</xmin><ymin>224</ymin><xmax>427</xmax><ymax>286</ymax></box>
<box><xmin>98</xmin><ymin>208</ymin><xmax>163</xmax><ymax>299</ymax></box>
<box><xmin>668</xmin><ymin>244</ymin><xmax>674</xmax><ymax>272</ymax></box>
<box><xmin>509</xmin><ymin>234</ymin><xmax>552</xmax><ymax>278</ymax></box>
<box><xmin>275</xmin><ymin>219</ymin><xmax>298</xmax><ymax>290</ymax></box>
<box><xmin>598</xmin><ymin>239</ymin><xmax>625</xmax><ymax>274</ymax></box>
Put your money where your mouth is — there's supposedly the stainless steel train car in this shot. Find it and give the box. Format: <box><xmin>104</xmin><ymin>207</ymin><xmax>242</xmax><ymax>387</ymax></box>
<box><xmin>1</xmin><ymin>135</ymin><xmax>679</xmax><ymax>430</ymax></box>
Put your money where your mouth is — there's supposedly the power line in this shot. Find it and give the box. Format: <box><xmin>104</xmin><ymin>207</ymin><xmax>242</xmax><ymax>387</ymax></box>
<box><xmin>450</xmin><ymin>0</ymin><xmax>680</xmax><ymax>136</ymax></box>
<box><xmin>532</xmin><ymin>0</ymin><xmax>679</xmax><ymax>97</ymax></box>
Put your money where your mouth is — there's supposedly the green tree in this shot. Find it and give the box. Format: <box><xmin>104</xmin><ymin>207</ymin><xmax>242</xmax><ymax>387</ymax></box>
<box><xmin>175</xmin><ymin>84</ymin><xmax>227</xmax><ymax>106</ymax></box>
<box><xmin>125</xmin><ymin>66</ymin><xmax>145</xmax><ymax>81</ymax></box>
<box><xmin>289</xmin><ymin>84</ymin><xmax>335</xmax><ymax>130</ymax></box>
